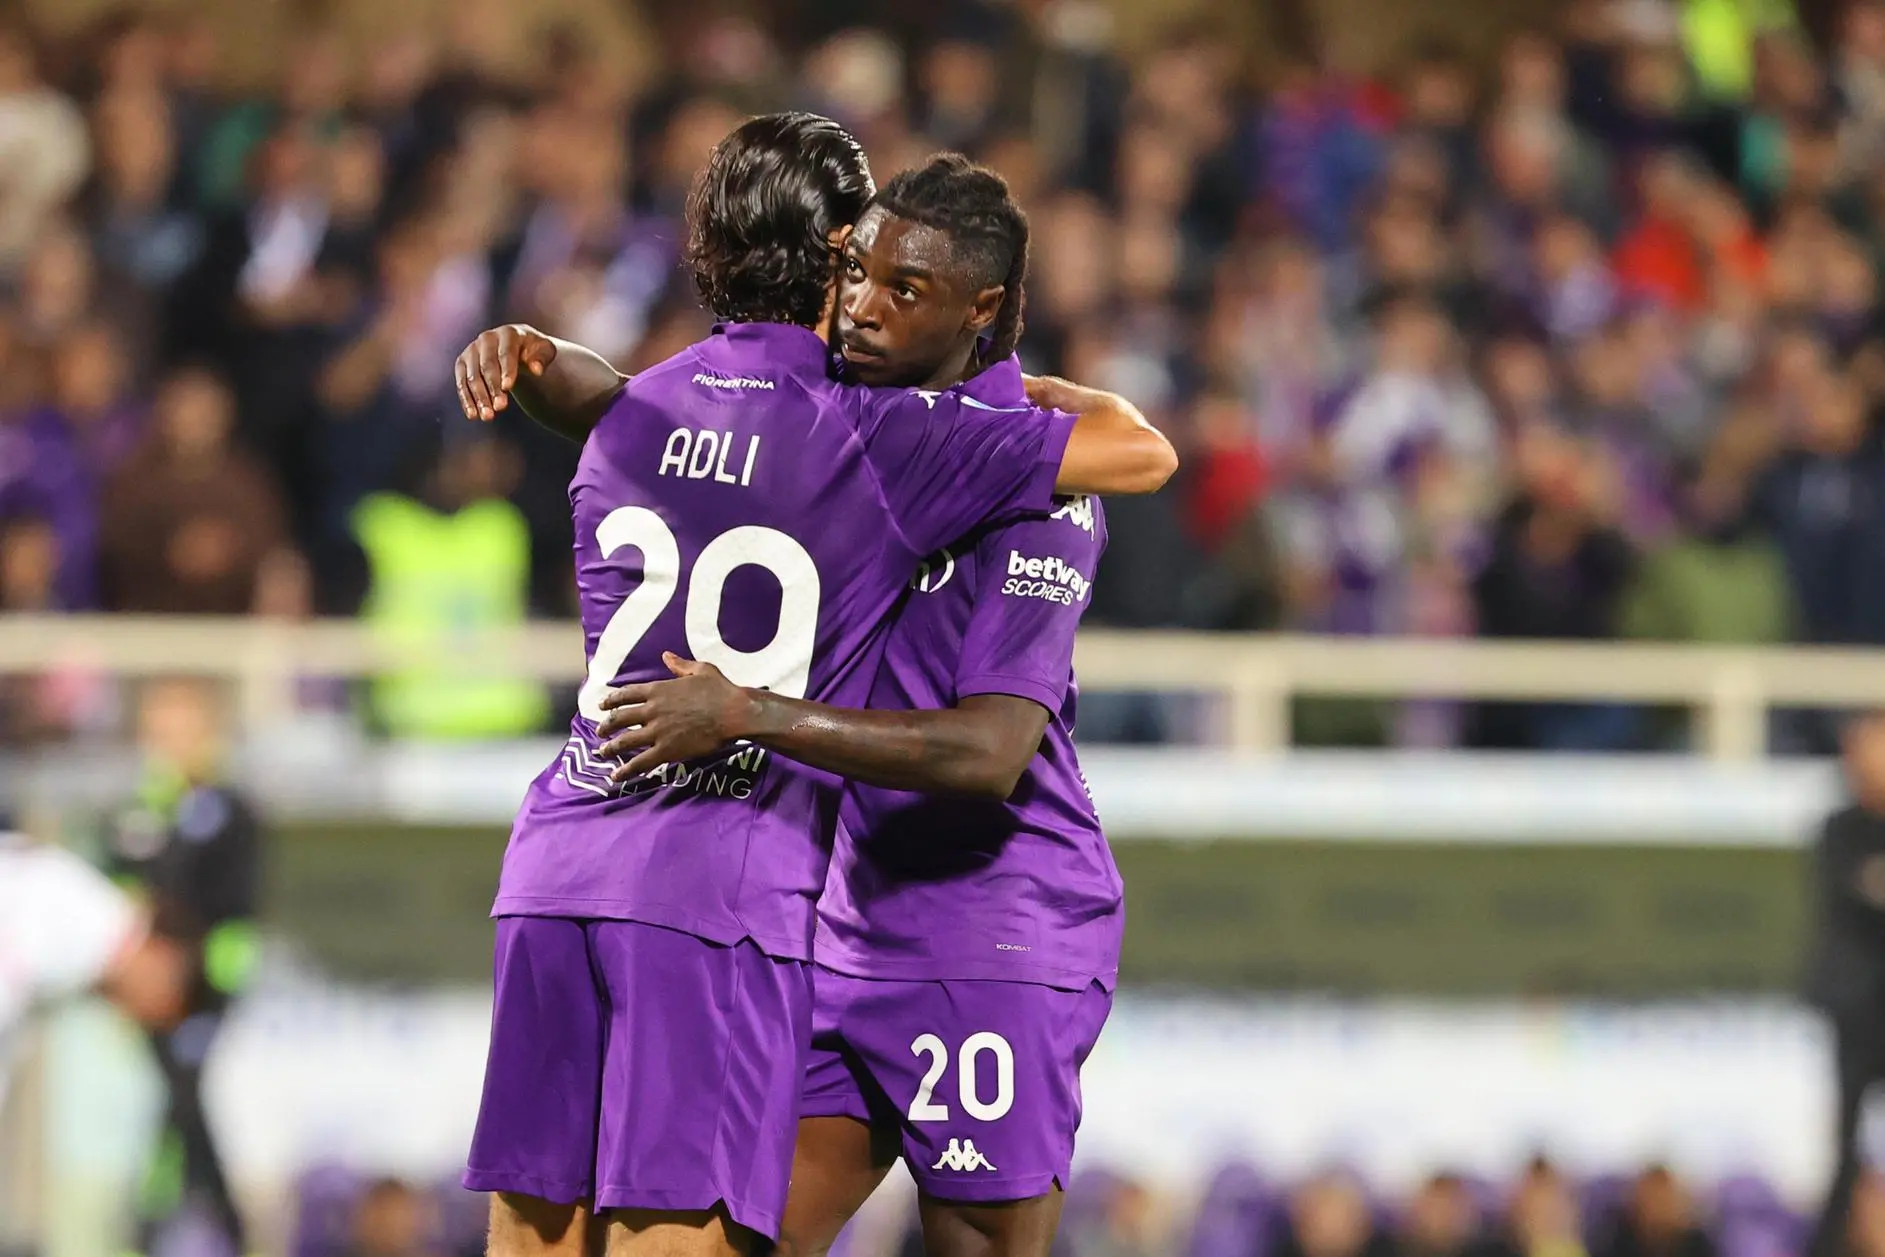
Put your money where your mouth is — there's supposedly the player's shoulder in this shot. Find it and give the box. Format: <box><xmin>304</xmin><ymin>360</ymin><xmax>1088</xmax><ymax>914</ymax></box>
<box><xmin>847</xmin><ymin>377</ymin><xmax>1042</xmax><ymax>439</ymax></box>
<box><xmin>613</xmin><ymin>336</ymin><xmax>831</xmax><ymax>422</ymax></box>
<box><xmin>610</xmin><ymin>340</ymin><xmax>710</xmax><ymax>410</ymax></box>
<box><xmin>972</xmin><ymin>493</ymin><xmax>1107</xmax><ymax>565</ymax></box>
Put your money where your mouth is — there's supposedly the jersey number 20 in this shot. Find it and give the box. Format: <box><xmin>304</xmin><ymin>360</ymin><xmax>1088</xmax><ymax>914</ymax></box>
<box><xmin>577</xmin><ymin>506</ymin><xmax>820</xmax><ymax>721</ymax></box>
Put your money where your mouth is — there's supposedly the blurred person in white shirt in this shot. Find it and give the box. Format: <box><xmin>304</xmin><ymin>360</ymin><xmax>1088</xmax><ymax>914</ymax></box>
<box><xmin>0</xmin><ymin>828</ymin><xmax>188</xmax><ymax>1113</ymax></box>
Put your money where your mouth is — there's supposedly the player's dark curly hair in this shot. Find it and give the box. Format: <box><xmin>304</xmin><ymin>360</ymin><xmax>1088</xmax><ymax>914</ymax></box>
<box><xmin>683</xmin><ymin>112</ymin><xmax>875</xmax><ymax>329</ymax></box>
<box><xmin>873</xmin><ymin>153</ymin><xmax>1030</xmax><ymax>362</ymax></box>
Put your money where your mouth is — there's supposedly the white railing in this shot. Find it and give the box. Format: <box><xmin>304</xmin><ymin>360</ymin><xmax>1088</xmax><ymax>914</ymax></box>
<box><xmin>5</xmin><ymin>615</ymin><xmax>1885</xmax><ymax>759</ymax></box>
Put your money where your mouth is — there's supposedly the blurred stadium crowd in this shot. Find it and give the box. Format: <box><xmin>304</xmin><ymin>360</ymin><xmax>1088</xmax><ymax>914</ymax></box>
<box><xmin>284</xmin><ymin>1156</ymin><xmax>1880</xmax><ymax>1257</ymax></box>
<box><xmin>6</xmin><ymin>0</ymin><xmax>1885</xmax><ymax>751</ymax></box>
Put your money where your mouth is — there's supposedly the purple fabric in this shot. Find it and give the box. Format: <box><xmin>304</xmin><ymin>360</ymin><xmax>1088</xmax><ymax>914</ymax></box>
<box><xmin>1258</xmin><ymin>89</ymin><xmax>1384</xmax><ymax>252</ymax></box>
<box><xmin>289</xmin><ymin>1165</ymin><xmax>363</xmax><ymax>1257</ymax></box>
<box><xmin>820</xmin><ymin>357</ymin><xmax>1122</xmax><ymax>993</ymax></box>
<box><xmin>0</xmin><ymin>413</ymin><xmax>97</xmax><ymax>609</ymax></box>
<box><xmin>799</xmin><ymin>965</ymin><xmax>1114</xmax><ymax>1203</ymax></box>
<box><xmin>464</xmin><ymin>917</ymin><xmax>812</xmax><ymax>1240</ymax></box>
<box><xmin>1188</xmin><ymin>1163</ymin><xmax>1285</xmax><ymax>1257</ymax></box>
<box><xmin>1580</xmin><ymin>1173</ymin><xmax>1633</xmax><ymax>1246</ymax></box>
<box><xmin>492</xmin><ymin>328</ymin><xmax>1075</xmax><ymax>961</ymax></box>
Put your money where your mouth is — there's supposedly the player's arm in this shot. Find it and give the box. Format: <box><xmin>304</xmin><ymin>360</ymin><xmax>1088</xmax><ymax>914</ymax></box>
<box><xmin>453</xmin><ymin>323</ymin><xmax>627</xmax><ymax>444</ymax></box>
<box><xmin>1026</xmin><ymin>374</ymin><xmax>1177</xmax><ymax>497</ymax></box>
<box><xmin>596</xmin><ymin>660</ymin><xmax>1049</xmax><ymax>800</ymax></box>
<box><xmin>598</xmin><ymin>503</ymin><xmax>1103</xmax><ymax>798</ymax></box>
<box><xmin>863</xmin><ymin>381</ymin><xmax>1172</xmax><ymax>560</ymax></box>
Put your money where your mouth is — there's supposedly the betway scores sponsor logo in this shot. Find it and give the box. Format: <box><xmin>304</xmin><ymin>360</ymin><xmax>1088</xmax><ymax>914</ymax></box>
<box><xmin>1002</xmin><ymin>550</ymin><xmax>1091</xmax><ymax>605</ymax></box>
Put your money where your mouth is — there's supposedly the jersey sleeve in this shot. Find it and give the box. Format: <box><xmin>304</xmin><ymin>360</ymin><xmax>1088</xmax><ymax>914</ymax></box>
<box><xmin>855</xmin><ymin>389</ymin><xmax>1077</xmax><ymax>557</ymax></box>
<box><xmin>954</xmin><ymin>495</ymin><xmax>1106</xmax><ymax>712</ymax></box>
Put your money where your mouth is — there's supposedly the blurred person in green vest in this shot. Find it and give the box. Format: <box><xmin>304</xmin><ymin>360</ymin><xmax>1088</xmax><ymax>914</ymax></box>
<box><xmin>352</xmin><ymin>434</ymin><xmax>549</xmax><ymax>740</ymax></box>
<box><xmin>106</xmin><ymin>676</ymin><xmax>265</xmax><ymax>1257</ymax></box>
<box><xmin>1681</xmin><ymin>0</ymin><xmax>1800</xmax><ymax>100</ymax></box>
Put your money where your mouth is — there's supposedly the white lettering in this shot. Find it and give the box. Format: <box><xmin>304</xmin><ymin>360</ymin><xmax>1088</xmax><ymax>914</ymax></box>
<box><xmin>658</xmin><ymin>428</ymin><xmax>690</xmax><ymax>478</ymax></box>
<box><xmin>1001</xmin><ymin>550</ymin><xmax>1090</xmax><ymax>603</ymax></box>
<box><xmin>644</xmin><ymin>755</ymin><xmax>762</xmax><ymax>801</ymax></box>
<box><xmin>658</xmin><ymin>428</ymin><xmax>758</xmax><ymax>488</ymax></box>
<box><xmin>726</xmin><ymin>744</ymin><xmax>769</xmax><ymax>773</ymax></box>
<box><xmin>687</xmin><ymin>429</ymin><xmax>720</xmax><ymax>479</ymax></box>
<box><xmin>1000</xmin><ymin>578</ymin><xmax>1077</xmax><ymax>605</ymax></box>
<box><xmin>692</xmin><ymin>372</ymin><xmax>775</xmax><ymax>391</ymax></box>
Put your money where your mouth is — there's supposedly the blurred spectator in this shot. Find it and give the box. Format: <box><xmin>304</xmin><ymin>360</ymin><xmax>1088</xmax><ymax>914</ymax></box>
<box><xmin>194</xmin><ymin>26</ymin><xmax>347</xmax><ymax>211</ymax></box>
<box><xmin>1082</xmin><ymin>1176</ymin><xmax>1162</xmax><ymax>1257</ymax></box>
<box><xmin>347</xmin><ymin>1178</ymin><xmax>447</xmax><ymax>1257</ymax></box>
<box><xmin>0</xmin><ymin>515</ymin><xmax>57</xmax><ymax>613</ymax></box>
<box><xmin>352</xmin><ymin>436</ymin><xmax>548</xmax><ymax>739</ymax></box>
<box><xmin>1805</xmin><ymin>712</ymin><xmax>1885</xmax><ymax>1257</ymax></box>
<box><xmin>177</xmin><ymin>123</ymin><xmax>338</xmax><ymax>472</ymax></box>
<box><xmin>99</xmin><ymin>367</ymin><xmax>290</xmax><ymax>614</ymax></box>
<box><xmin>1258</xmin><ymin>58</ymin><xmax>1383</xmax><ymax>255</ymax></box>
<box><xmin>1508</xmin><ymin>1158</ymin><xmax>1592</xmax><ymax>1257</ymax></box>
<box><xmin>43</xmin><ymin>319</ymin><xmax>144</xmax><ymax>477</ymax></box>
<box><xmin>1620</xmin><ymin>417</ymin><xmax>1792</xmax><ymax>650</ymax></box>
<box><xmin>1751</xmin><ymin>368</ymin><xmax>1885</xmax><ymax>648</ymax></box>
<box><xmin>1471</xmin><ymin>425</ymin><xmax>1640</xmax><ymax>750</ymax></box>
<box><xmin>313</xmin><ymin>214</ymin><xmax>488</xmax><ymax>597</ymax></box>
<box><xmin>1597</xmin><ymin>1167</ymin><xmax>1719</xmax><ymax>1257</ymax></box>
<box><xmin>0</xmin><ymin>515</ymin><xmax>88</xmax><ymax>746</ymax></box>
<box><xmin>0</xmin><ymin>23</ymin><xmax>89</xmax><ymax>273</ymax></box>
<box><xmin>0</xmin><ymin>383</ymin><xmax>94</xmax><ymax>611</ymax></box>
<box><xmin>86</xmin><ymin>84</ymin><xmax>203</xmax><ymax>295</ymax></box>
<box><xmin>1402</xmin><ymin>1173</ymin><xmax>1518</xmax><ymax>1257</ymax></box>
<box><xmin>107</xmin><ymin>675</ymin><xmax>264</xmax><ymax>1257</ymax></box>
<box><xmin>1277</xmin><ymin>1170</ymin><xmax>1399</xmax><ymax>1257</ymax></box>
<box><xmin>1849</xmin><ymin>1172</ymin><xmax>1885</xmax><ymax>1257</ymax></box>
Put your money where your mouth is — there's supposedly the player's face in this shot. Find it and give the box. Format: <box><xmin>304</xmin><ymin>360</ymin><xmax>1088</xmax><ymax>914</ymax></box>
<box><xmin>838</xmin><ymin>206</ymin><xmax>999</xmax><ymax>389</ymax></box>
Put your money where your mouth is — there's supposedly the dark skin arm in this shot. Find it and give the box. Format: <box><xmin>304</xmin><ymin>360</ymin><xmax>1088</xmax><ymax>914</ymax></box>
<box><xmin>596</xmin><ymin>653</ymin><xmax>1051</xmax><ymax>800</ymax></box>
<box><xmin>453</xmin><ymin>323</ymin><xmax>627</xmax><ymax>445</ymax></box>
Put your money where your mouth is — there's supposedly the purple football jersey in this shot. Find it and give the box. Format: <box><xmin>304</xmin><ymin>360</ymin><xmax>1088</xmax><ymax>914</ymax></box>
<box><xmin>492</xmin><ymin>323</ymin><xmax>1077</xmax><ymax>961</ymax></box>
<box><xmin>815</xmin><ymin>357</ymin><xmax>1125</xmax><ymax>992</ymax></box>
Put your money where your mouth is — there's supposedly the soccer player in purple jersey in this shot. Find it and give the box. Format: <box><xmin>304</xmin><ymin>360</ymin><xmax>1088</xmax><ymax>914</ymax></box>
<box><xmin>449</xmin><ymin>117</ymin><xmax>1170</xmax><ymax>1257</ymax></box>
<box><xmin>593</xmin><ymin>155</ymin><xmax>1122</xmax><ymax>1257</ymax></box>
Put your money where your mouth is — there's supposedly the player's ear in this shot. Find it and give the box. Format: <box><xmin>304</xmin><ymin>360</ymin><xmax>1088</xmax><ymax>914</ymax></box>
<box><xmin>965</xmin><ymin>285</ymin><xmax>1004</xmax><ymax>335</ymax></box>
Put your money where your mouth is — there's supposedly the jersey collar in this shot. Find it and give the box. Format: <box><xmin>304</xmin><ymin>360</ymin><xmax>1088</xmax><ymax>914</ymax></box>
<box><xmin>955</xmin><ymin>353</ymin><xmax>1027</xmax><ymax>408</ymax></box>
<box><xmin>705</xmin><ymin>322</ymin><xmax>831</xmax><ymax>375</ymax></box>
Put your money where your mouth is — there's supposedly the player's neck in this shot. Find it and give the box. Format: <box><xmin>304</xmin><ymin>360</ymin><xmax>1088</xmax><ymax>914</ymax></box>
<box><xmin>916</xmin><ymin>341</ymin><xmax>979</xmax><ymax>392</ymax></box>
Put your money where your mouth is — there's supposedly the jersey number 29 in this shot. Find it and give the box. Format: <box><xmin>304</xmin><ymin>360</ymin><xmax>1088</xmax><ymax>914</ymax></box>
<box><xmin>577</xmin><ymin>506</ymin><xmax>821</xmax><ymax>721</ymax></box>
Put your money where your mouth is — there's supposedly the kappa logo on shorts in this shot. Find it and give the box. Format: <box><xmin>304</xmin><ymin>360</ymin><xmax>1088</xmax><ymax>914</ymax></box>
<box><xmin>932</xmin><ymin>1138</ymin><xmax>999</xmax><ymax>1173</ymax></box>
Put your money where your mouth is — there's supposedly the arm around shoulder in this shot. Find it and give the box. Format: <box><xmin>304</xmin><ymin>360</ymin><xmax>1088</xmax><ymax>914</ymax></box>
<box><xmin>1026</xmin><ymin>375</ymin><xmax>1177</xmax><ymax>496</ymax></box>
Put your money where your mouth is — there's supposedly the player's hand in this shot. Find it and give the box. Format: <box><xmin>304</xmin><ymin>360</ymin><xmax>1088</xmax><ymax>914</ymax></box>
<box><xmin>455</xmin><ymin>325</ymin><xmax>558</xmax><ymax>421</ymax></box>
<box><xmin>596</xmin><ymin>653</ymin><xmax>752</xmax><ymax>781</ymax></box>
<box><xmin>1022</xmin><ymin>373</ymin><xmax>1082</xmax><ymax>410</ymax></box>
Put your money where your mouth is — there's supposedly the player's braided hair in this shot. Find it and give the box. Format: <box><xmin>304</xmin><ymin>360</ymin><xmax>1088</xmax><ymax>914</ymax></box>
<box><xmin>684</xmin><ymin>112</ymin><xmax>875</xmax><ymax>329</ymax></box>
<box><xmin>873</xmin><ymin>153</ymin><xmax>1030</xmax><ymax>362</ymax></box>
